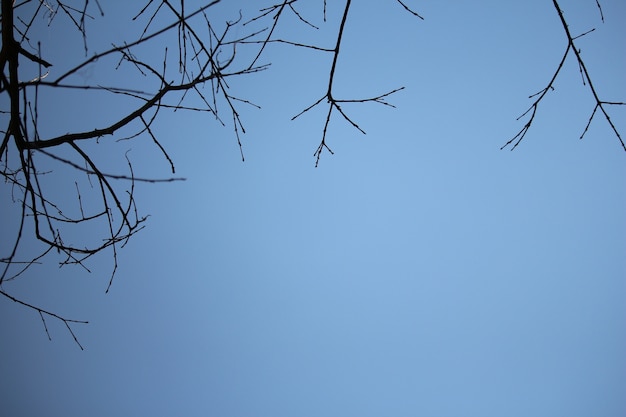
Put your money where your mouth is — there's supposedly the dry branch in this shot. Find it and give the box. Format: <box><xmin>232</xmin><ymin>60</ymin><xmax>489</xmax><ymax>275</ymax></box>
<box><xmin>503</xmin><ymin>0</ymin><xmax>624</xmax><ymax>151</ymax></box>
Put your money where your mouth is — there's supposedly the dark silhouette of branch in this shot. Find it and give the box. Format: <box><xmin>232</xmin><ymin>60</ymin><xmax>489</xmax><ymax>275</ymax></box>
<box><xmin>245</xmin><ymin>0</ymin><xmax>320</xmax><ymax>69</ymax></box>
<box><xmin>291</xmin><ymin>0</ymin><xmax>414</xmax><ymax>166</ymax></box>
<box><xmin>396</xmin><ymin>0</ymin><xmax>424</xmax><ymax>20</ymax></box>
<box><xmin>0</xmin><ymin>0</ymin><xmax>275</xmax><ymax>347</ymax></box>
<box><xmin>0</xmin><ymin>289</ymin><xmax>88</xmax><ymax>350</ymax></box>
<box><xmin>503</xmin><ymin>0</ymin><xmax>624</xmax><ymax>151</ymax></box>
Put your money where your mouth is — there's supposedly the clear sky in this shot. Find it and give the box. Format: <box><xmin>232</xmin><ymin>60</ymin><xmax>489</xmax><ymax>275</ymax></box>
<box><xmin>1</xmin><ymin>1</ymin><xmax>625</xmax><ymax>416</ymax></box>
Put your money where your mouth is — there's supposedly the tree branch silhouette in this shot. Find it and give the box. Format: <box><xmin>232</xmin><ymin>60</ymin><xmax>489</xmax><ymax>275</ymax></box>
<box><xmin>0</xmin><ymin>0</ymin><xmax>274</xmax><ymax>347</ymax></box>
<box><xmin>291</xmin><ymin>0</ymin><xmax>409</xmax><ymax>166</ymax></box>
<box><xmin>1</xmin><ymin>0</ymin><xmax>621</xmax><ymax>349</ymax></box>
<box><xmin>503</xmin><ymin>0</ymin><xmax>625</xmax><ymax>151</ymax></box>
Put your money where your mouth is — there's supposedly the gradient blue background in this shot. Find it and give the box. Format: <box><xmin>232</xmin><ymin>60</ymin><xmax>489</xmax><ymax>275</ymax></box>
<box><xmin>1</xmin><ymin>1</ymin><xmax>625</xmax><ymax>416</ymax></box>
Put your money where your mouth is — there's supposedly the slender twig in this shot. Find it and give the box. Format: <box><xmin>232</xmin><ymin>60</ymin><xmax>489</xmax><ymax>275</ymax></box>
<box><xmin>0</xmin><ymin>289</ymin><xmax>88</xmax><ymax>350</ymax></box>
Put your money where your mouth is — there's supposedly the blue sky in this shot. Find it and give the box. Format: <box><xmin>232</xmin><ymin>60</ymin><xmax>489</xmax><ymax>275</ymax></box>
<box><xmin>1</xmin><ymin>1</ymin><xmax>625</xmax><ymax>416</ymax></box>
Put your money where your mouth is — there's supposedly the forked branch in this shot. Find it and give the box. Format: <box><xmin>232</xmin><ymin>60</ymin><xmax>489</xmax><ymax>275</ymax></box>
<box><xmin>292</xmin><ymin>0</ymin><xmax>417</xmax><ymax>166</ymax></box>
<box><xmin>503</xmin><ymin>0</ymin><xmax>624</xmax><ymax>150</ymax></box>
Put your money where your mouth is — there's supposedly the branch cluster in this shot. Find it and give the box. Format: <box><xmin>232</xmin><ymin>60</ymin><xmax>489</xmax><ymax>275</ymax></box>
<box><xmin>0</xmin><ymin>0</ymin><xmax>290</xmax><ymax>347</ymax></box>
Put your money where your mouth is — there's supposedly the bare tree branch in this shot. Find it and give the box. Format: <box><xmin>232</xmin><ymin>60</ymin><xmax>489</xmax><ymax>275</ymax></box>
<box><xmin>1</xmin><ymin>0</ymin><xmax>620</xmax><ymax>349</ymax></box>
<box><xmin>1</xmin><ymin>0</ymin><xmax>274</xmax><ymax>347</ymax></box>
<box><xmin>291</xmin><ymin>0</ymin><xmax>409</xmax><ymax>166</ymax></box>
<box><xmin>503</xmin><ymin>0</ymin><xmax>624</xmax><ymax>151</ymax></box>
